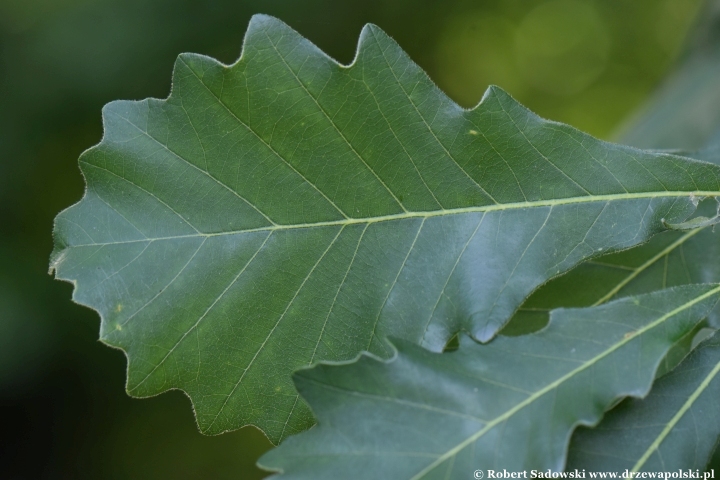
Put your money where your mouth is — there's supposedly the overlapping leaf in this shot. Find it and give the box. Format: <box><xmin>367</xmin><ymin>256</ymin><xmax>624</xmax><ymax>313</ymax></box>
<box><xmin>567</xmin><ymin>332</ymin><xmax>720</xmax><ymax>472</ymax></box>
<box><xmin>506</xmin><ymin>143</ymin><xmax>720</xmax><ymax>337</ymax></box>
<box><xmin>259</xmin><ymin>286</ymin><xmax>720</xmax><ymax>478</ymax></box>
<box><xmin>50</xmin><ymin>14</ymin><xmax>720</xmax><ymax>441</ymax></box>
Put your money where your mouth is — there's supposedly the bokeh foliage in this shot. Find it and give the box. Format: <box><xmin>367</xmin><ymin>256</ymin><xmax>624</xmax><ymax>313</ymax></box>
<box><xmin>0</xmin><ymin>0</ymin><xmax>705</xmax><ymax>477</ymax></box>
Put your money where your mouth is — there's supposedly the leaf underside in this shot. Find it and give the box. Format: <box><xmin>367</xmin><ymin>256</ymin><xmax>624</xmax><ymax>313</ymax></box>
<box><xmin>259</xmin><ymin>286</ymin><xmax>720</xmax><ymax>478</ymax></box>
<box><xmin>568</xmin><ymin>332</ymin><xmax>720</xmax><ymax>472</ymax></box>
<box><xmin>50</xmin><ymin>14</ymin><xmax>720</xmax><ymax>441</ymax></box>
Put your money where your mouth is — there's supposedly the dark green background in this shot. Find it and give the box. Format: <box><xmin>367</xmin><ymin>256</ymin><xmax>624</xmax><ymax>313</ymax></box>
<box><xmin>0</xmin><ymin>0</ymin><xmax>706</xmax><ymax>477</ymax></box>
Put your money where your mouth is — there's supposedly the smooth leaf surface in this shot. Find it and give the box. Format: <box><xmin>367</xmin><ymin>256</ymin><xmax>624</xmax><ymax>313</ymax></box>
<box><xmin>50</xmin><ymin>15</ymin><xmax>720</xmax><ymax>441</ymax></box>
<box><xmin>259</xmin><ymin>286</ymin><xmax>720</xmax><ymax>478</ymax></box>
<box><xmin>567</xmin><ymin>332</ymin><xmax>720</xmax><ymax>472</ymax></box>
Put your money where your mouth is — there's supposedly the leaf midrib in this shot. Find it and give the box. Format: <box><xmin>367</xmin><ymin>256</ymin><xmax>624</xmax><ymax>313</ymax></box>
<box><xmin>408</xmin><ymin>284</ymin><xmax>720</xmax><ymax>480</ymax></box>
<box><xmin>59</xmin><ymin>190</ymin><xmax>720</xmax><ymax>249</ymax></box>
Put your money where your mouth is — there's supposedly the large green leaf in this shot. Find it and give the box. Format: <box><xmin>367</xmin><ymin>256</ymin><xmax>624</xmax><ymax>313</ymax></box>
<box><xmin>259</xmin><ymin>286</ymin><xmax>720</xmax><ymax>478</ymax></box>
<box><xmin>50</xmin><ymin>15</ymin><xmax>720</xmax><ymax>441</ymax></box>
<box><xmin>567</xmin><ymin>331</ymin><xmax>720</xmax><ymax>472</ymax></box>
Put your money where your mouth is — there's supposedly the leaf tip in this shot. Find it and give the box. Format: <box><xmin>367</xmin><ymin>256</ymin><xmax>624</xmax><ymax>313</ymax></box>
<box><xmin>247</xmin><ymin>13</ymin><xmax>283</xmax><ymax>30</ymax></box>
<box><xmin>478</xmin><ymin>84</ymin><xmax>527</xmax><ymax>115</ymax></box>
<box><xmin>482</xmin><ymin>84</ymin><xmax>508</xmax><ymax>101</ymax></box>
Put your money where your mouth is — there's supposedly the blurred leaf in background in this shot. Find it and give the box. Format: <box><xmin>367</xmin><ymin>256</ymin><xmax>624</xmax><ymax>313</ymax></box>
<box><xmin>618</xmin><ymin>0</ymin><xmax>720</xmax><ymax>149</ymax></box>
<box><xmin>433</xmin><ymin>0</ymin><xmax>703</xmax><ymax>134</ymax></box>
<box><xmin>0</xmin><ymin>0</ymin><xmax>709</xmax><ymax>477</ymax></box>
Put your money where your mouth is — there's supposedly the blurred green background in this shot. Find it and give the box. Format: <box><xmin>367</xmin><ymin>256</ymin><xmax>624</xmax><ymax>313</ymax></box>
<box><xmin>0</xmin><ymin>0</ymin><xmax>712</xmax><ymax>477</ymax></box>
